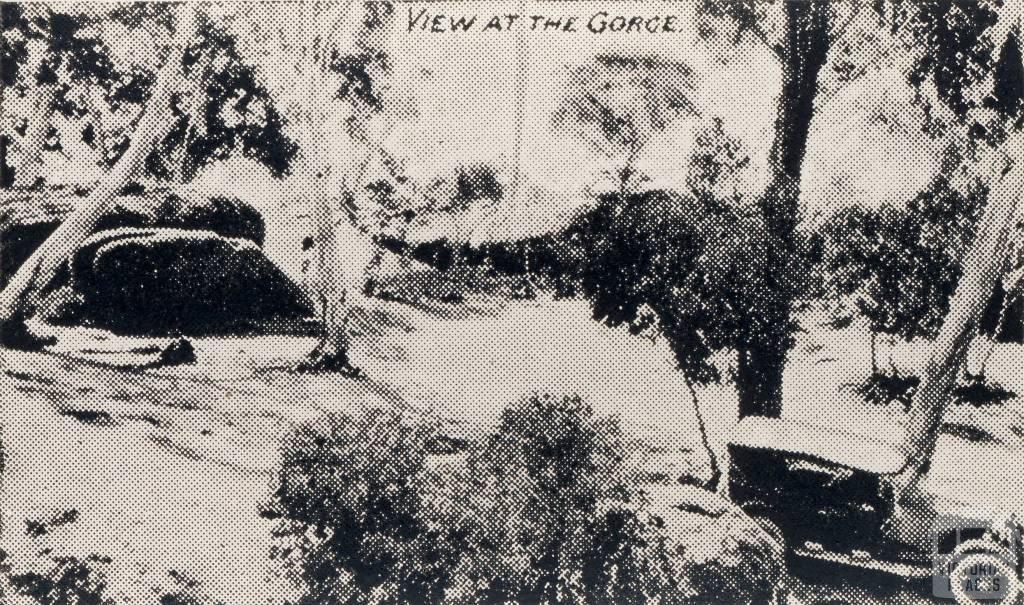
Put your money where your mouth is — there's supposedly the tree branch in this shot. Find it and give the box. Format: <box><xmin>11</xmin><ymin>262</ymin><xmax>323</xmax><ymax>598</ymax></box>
<box><xmin>741</xmin><ymin>0</ymin><xmax>783</xmax><ymax>61</ymax></box>
<box><xmin>828</xmin><ymin>0</ymin><xmax>866</xmax><ymax>51</ymax></box>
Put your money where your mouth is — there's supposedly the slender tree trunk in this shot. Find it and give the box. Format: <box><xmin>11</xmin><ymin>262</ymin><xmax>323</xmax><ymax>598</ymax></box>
<box><xmin>686</xmin><ymin>378</ymin><xmax>721</xmax><ymax>493</ymax></box>
<box><xmin>295</xmin><ymin>0</ymin><xmax>361</xmax><ymax>374</ymax></box>
<box><xmin>0</xmin><ymin>78</ymin><xmax>14</xmax><ymax>189</ymax></box>
<box><xmin>300</xmin><ymin>187</ymin><xmax>357</xmax><ymax>373</ymax></box>
<box><xmin>0</xmin><ymin>4</ymin><xmax>197</xmax><ymax>332</ymax></box>
<box><xmin>16</xmin><ymin>94</ymin><xmax>57</xmax><ymax>189</ymax></box>
<box><xmin>870</xmin><ymin>329</ymin><xmax>878</xmax><ymax>375</ymax></box>
<box><xmin>0</xmin><ymin>135</ymin><xmax>12</xmax><ymax>190</ymax></box>
<box><xmin>736</xmin><ymin>0</ymin><xmax>831</xmax><ymax>419</ymax></box>
<box><xmin>897</xmin><ymin>157</ymin><xmax>1024</xmax><ymax>500</ymax></box>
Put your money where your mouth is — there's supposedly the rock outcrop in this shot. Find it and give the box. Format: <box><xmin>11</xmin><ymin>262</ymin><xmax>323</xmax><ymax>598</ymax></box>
<box><xmin>68</xmin><ymin>227</ymin><xmax>313</xmax><ymax>336</ymax></box>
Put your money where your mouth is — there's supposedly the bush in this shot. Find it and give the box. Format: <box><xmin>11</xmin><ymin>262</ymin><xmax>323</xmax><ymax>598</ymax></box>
<box><xmin>434</xmin><ymin>394</ymin><xmax>681</xmax><ymax>604</ymax></box>
<box><xmin>1</xmin><ymin>553</ymin><xmax>114</xmax><ymax>605</ymax></box>
<box><xmin>851</xmin><ymin>369</ymin><xmax>921</xmax><ymax>409</ymax></box>
<box><xmin>264</xmin><ymin>407</ymin><xmax>448</xmax><ymax>604</ymax></box>
<box><xmin>266</xmin><ymin>397</ymin><xmax>734</xmax><ymax>604</ymax></box>
<box><xmin>267</xmin><ymin>397</ymin><xmax>785</xmax><ymax>604</ymax></box>
<box><xmin>953</xmin><ymin>373</ymin><xmax>1018</xmax><ymax>407</ymax></box>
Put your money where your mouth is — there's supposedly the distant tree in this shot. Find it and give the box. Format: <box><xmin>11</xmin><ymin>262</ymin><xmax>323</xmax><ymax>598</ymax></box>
<box><xmin>685</xmin><ymin>117</ymin><xmax>752</xmax><ymax>208</ymax></box>
<box><xmin>553</xmin><ymin>54</ymin><xmax>697</xmax><ymax>196</ymax></box>
<box><xmin>821</xmin><ymin>176</ymin><xmax>988</xmax><ymax>373</ymax></box>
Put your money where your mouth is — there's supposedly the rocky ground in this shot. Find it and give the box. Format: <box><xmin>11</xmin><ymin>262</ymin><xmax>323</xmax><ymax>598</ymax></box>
<box><xmin>0</xmin><ymin>296</ymin><xmax>1021</xmax><ymax>604</ymax></box>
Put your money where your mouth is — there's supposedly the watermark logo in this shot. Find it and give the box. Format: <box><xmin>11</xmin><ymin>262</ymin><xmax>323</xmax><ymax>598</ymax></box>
<box><xmin>932</xmin><ymin>514</ymin><xmax>1021</xmax><ymax>603</ymax></box>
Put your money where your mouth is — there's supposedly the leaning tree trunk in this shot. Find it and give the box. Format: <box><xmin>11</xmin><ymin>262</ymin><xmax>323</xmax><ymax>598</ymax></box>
<box><xmin>736</xmin><ymin>0</ymin><xmax>831</xmax><ymax>419</ymax></box>
<box><xmin>896</xmin><ymin>156</ymin><xmax>1024</xmax><ymax>500</ymax></box>
<box><xmin>0</xmin><ymin>4</ymin><xmax>197</xmax><ymax>333</ymax></box>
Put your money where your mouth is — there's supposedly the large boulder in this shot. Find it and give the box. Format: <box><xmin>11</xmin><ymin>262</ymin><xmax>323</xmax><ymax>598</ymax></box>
<box><xmin>646</xmin><ymin>484</ymin><xmax>788</xmax><ymax>605</ymax></box>
<box><xmin>0</xmin><ymin>189</ymin><xmax>266</xmax><ymax>288</ymax></box>
<box><xmin>94</xmin><ymin>190</ymin><xmax>266</xmax><ymax>246</ymax></box>
<box><xmin>69</xmin><ymin>228</ymin><xmax>313</xmax><ymax>336</ymax></box>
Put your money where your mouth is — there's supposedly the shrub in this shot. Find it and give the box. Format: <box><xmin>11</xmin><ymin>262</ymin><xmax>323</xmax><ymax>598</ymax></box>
<box><xmin>953</xmin><ymin>373</ymin><xmax>1018</xmax><ymax>407</ymax></box>
<box><xmin>851</xmin><ymin>369</ymin><xmax>921</xmax><ymax>409</ymax></box>
<box><xmin>264</xmin><ymin>407</ymin><xmax>449</xmax><ymax>605</ymax></box>
<box><xmin>266</xmin><ymin>397</ymin><xmax>699</xmax><ymax>604</ymax></box>
<box><xmin>434</xmin><ymin>394</ymin><xmax>682</xmax><ymax>604</ymax></box>
<box><xmin>2</xmin><ymin>553</ymin><xmax>114</xmax><ymax>605</ymax></box>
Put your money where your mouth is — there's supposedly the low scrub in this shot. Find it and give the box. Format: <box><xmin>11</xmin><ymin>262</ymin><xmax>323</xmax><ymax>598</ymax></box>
<box><xmin>0</xmin><ymin>551</ymin><xmax>113</xmax><ymax>605</ymax></box>
<box><xmin>953</xmin><ymin>373</ymin><xmax>1018</xmax><ymax>407</ymax></box>
<box><xmin>852</xmin><ymin>369</ymin><xmax>920</xmax><ymax>409</ymax></box>
<box><xmin>265</xmin><ymin>395</ymin><xmax>783</xmax><ymax>604</ymax></box>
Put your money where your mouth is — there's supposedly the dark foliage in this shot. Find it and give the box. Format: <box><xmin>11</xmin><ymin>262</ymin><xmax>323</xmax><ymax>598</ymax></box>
<box><xmin>953</xmin><ymin>373</ymin><xmax>1017</xmax><ymax>407</ymax></box>
<box><xmin>265</xmin><ymin>407</ymin><xmax>443</xmax><ymax>604</ymax></box>
<box><xmin>895</xmin><ymin>0</ymin><xmax>1000</xmax><ymax>119</ymax></box>
<box><xmin>985</xmin><ymin>29</ymin><xmax>1024</xmax><ymax>120</ymax></box>
<box><xmin>1</xmin><ymin>3</ymin><xmax>34</xmax><ymax>87</ymax></box>
<box><xmin>3</xmin><ymin>6</ymin><xmax>297</xmax><ymax>182</ymax></box>
<box><xmin>453</xmin><ymin>164</ymin><xmax>503</xmax><ymax>207</ymax></box>
<box><xmin>572</xmin><ymin>190</ymin><xmax>807</xmax><ymax>386</ymax></box>
<box><xmin>447</xmin><ymin>394</ymin><xmax>675</xmax><ymax>605</ymax></box>
<box><xmin>885</xmin><ymin>0</ymin><xmax>1024</xmax><ymax>145</ymax></box>
<box><xmin>265</xmin><ymin>397</ymin><xmax>692</xmax><ymax>605</ymax></box>
<box><xmin>4</xmin><ymin>554</ymin><xmax>114</xmax><ymax>605</ymax></box>
<box><xmin>330</xmin><ymin>50</ymin><xmax>389</xmax><ymax>111</ymax></box>
<box><xmin>144</xmin><ymin>16</ymin><xmax>298</xmax><ymax>180</ymax></box>
<box><xmin>1</xmin><ymin>3</ymin><xmax>33</xmax><ymax>189</ymax></box>
<box><xmin>853</xmin><ymin>369</ymin><xmax>921</xmax><ymax>409</ymax></box>
<box><xmin>39</xmin><ymin>12</ymin><xmax>118</xmax><ymax>93</ymax></box>
<box><xmin>821</xmin><ymin>175</ymin><xmax>987</xmax><ymax>343</ymax></box>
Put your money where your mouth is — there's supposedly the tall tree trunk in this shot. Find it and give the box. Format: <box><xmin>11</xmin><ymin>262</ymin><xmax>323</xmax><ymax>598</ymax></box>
<box><xmin>897</xmin><ymin>160</ymin><xmax>1024</xmax><ymax>499</ymax></box>
<box><xmin>301</xmin><ymin>185</ymin><xmax>357</xmax><ymax>373</ymax></box>
<box><xmin>16</xmin><ymin>91</ymin><xmax>57</xmax><ymax>188</ymax></box>
<box><xmin>295</xmin><ymin>0</ymin><xmax>362</xmax><ymax>374</ymax></box>
<box><xmin>870</xmin><ymin>329</ymin><xmax>878</xmax><ymax>374</ymax></box>
<box><xmin>0</xmin><ymin>78</ymin><xmax>13</xmax><ymax>189</ymax></box>
<box><xmin>0</xmin><ymin>4</ymin><xmax>197</xmax><ymax>331</ymax></box>
<box><xmin>0</xmin><ymin>135</ymin><xmax>12</xmax><ymax>190</ymax></box>
<box><xmin>736</xmin><ymin>0</ymin><xmax>831</xmax><ymax>418</ymax></box>
<box><xmin>686</xmin><ymin>378</ymin><xmax>722</xmax><ymax>493</ymax></box>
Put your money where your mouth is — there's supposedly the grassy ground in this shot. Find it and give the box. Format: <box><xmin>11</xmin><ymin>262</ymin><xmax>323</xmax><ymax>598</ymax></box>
<box><xmin>0</xmin><ymin>294</ymin><xmax>1021</xmax><ymax>604</ymax></box>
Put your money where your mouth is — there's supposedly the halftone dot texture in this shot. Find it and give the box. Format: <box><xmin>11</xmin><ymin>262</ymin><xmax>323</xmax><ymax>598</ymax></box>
<box><xmin>1</xmin><ymin>1</ymin><xmax>1022</xmax><ymax>604</ymax></box>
